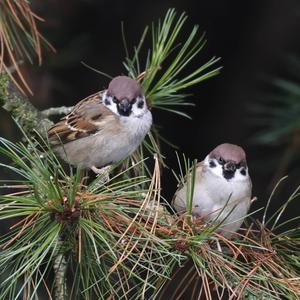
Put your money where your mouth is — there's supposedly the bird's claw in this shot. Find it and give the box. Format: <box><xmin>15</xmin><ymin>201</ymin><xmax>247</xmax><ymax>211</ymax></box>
<box><xmin>91</xmin><ymin>165</ymin><xmax>111</xmax><ymax>183</ymax></box>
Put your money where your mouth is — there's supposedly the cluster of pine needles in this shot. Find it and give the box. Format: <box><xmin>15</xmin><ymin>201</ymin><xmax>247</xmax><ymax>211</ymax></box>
<box><xmin>0</xmin><ymin>0</ymin><xmax>54</xmax><ymax>95</ymax></box>
<box><xmin>0</xmin><ymin>131</ymin><xmax>299</xmax><ymax>300</ymax></box>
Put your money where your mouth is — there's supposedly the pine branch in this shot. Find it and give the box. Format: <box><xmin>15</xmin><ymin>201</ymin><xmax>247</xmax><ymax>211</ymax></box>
<box><xmin>0</xmin><ymin>74</ymin><xmax>53</xmax><ymax>136</ymax></box>
<box><xmin>53</xmin><ymin>252</ymin><xmax>67</xmax><ymax>300</ymax></box>
<box><xmin>41</xmin><ymin>106</ymin><xmax>74</xmax><ymax>117</ymax></box>
<box><xmin>0</xmin><ymin>135</ymin><xmax>299</xmax><ymax>299</ymax></box>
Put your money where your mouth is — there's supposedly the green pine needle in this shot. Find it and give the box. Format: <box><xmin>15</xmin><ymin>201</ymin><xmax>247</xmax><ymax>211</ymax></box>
<box><xmin>123</xmin><ymin>8</ymin><xmax>221</xmax><ymax>114</ymax></box>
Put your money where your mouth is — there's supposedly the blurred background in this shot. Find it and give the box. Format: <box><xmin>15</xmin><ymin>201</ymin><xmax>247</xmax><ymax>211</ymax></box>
<box><xmin>1</xmin><ymin>0</ymin><xmax>300</xmax><ymax>223</ymax></box>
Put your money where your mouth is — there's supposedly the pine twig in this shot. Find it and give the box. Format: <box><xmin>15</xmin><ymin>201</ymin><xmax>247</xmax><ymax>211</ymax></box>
<box><xmin>41</xmin><ymin>106</ymin><xmax>74</xmax><ymax>117</ymax></box>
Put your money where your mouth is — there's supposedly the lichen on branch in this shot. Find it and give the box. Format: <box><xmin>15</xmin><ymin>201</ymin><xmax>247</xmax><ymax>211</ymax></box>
<box><xmin>0</xmin><ymin>74</ymin><xmax>53</xmax><ymax>136</ymax></box>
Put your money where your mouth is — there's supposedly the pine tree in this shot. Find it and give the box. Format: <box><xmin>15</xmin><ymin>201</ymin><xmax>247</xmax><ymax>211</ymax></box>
<box><xmin>0</xmin><ymin>6</ymin><xmax>299</xmax><ymax>300</ymax></box>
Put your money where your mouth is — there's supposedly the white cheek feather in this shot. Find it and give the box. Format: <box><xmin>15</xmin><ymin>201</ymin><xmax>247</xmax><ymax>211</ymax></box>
<box><xmin>102</xmin><ymin>91</ymin><xmax>119</xmax><ymax>115</ymax></box>
<box><xmin>235</xmin><ymin>168</ymin><xmax>249</xmax><ymax>182</ymax></box>
<box><xmin>131</xmin><ymin>96</ymin><xmax>148</xmax><ymax>118</ymax></box>
<box><xmin>203</xmin><ymin>155</ymin><xmax>223</xmax><ymax>178</ymax></box>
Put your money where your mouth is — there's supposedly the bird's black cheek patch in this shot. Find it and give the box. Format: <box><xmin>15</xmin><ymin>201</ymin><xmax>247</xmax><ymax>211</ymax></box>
<box><xmin>209</xmin><ymin>160</ymin><xmax>216</xmax><ymax>168</ymax></box>
<box><xmin>223</xmin><ymin>170</ymin><xmax>235</xmax><ymax>180</ymax></box>
<box><xmin>104</xmin><ymin>99</ymin><xmax>111</xmax><ymax>105</ymax></box>
<box><xmin>137</xmin><ymin>101</ymin><xmax>144</xmax><ymax>109</ymax></box>
<box><xmin>240</xmin><ymin>168</ymin><xmax>246</xmax><ymax>176</ymax></box>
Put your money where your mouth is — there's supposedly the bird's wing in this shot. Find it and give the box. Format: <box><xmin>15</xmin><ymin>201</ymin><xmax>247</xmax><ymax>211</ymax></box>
<box><xmin>171</xmin><ymin>161</ymin><xmax>203</xmax><ymax>212</ymax></box>
<box><xmin>48</xmin><ymin>91</ymin><xmax>117</xmax><ymax>146</ymax></box>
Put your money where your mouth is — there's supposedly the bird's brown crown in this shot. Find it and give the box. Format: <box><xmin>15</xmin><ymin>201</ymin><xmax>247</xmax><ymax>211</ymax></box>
<box><xmin>107</xmin><ymin>76</ymin><xmax>143</xmax><ymax>101</ymax></box>
<box><xmin>209</xmin><ymin>143</ymin><xmax>247</xmax><ymax>164</ymax></box>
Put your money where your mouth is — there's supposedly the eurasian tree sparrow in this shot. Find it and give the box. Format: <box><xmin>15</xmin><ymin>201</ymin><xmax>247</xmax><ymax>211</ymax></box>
<box><xmin>48</xmin><ymin>76</ymin><xmax>152</xmax><ymax>173</ymax></box>
<box><xmin>172</xmin><ymin>143</ymin><xmax>252</xmax><ymax>238</ymax></box>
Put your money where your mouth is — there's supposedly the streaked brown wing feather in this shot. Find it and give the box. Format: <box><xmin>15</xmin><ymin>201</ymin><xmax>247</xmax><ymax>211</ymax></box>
<box><xmin>48</xmin><ymin>90</ymin><xmax>116</xmax><ymax>145</ymax></box>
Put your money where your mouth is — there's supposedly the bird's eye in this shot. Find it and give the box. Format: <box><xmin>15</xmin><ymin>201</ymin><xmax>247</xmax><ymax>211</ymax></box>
<box><xmin>112</xmin><ymin>96</ymin><xmax>118</xmax><ymax>103</ymax></box>
<box><xmin>236</xmin><ymin>163</ymin><xmax>241</xmax><ymax>169</ymax></box>
<box><xmin>218</xmin><ymin>157</ymin><xmax>225</xmax><ymax>164</ymax></box>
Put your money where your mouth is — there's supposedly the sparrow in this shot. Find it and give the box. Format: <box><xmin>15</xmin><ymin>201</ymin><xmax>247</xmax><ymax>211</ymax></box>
<box><xmin>48</xmin><ymin>76</ymin><xmax>152</xmax><ymax>173</ymax></box>
<box><xmin>172</xmin><ymin>143</ymin><xmax>252</xmax><ymax>238</ymax></box>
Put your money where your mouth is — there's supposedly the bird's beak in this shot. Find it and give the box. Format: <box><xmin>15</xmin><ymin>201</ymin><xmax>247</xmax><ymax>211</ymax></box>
<box><xmin>118</xmin><ymin>99</ymin><xmax>130</xmax><ymax>113</ymax></box>
<box><xmin>224</xmin><ymin>161</ymin><xmax>236</xmax><ymax>172</ymax></box>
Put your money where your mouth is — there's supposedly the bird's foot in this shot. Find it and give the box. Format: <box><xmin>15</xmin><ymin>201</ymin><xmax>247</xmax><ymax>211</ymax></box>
<box><xmin>91</xmin><ymin>165</ymin><xmax>111</xmax><ymax>184</ymax></box>
<box><xmin>191</xmin><ymin>212</ymin><xmax>201</xmax><ymax>222</ymax></box>
<box><xmin>91</xmin><ymin>165</ymin><xmax>111</xmax><ymax>174</ymax></box>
